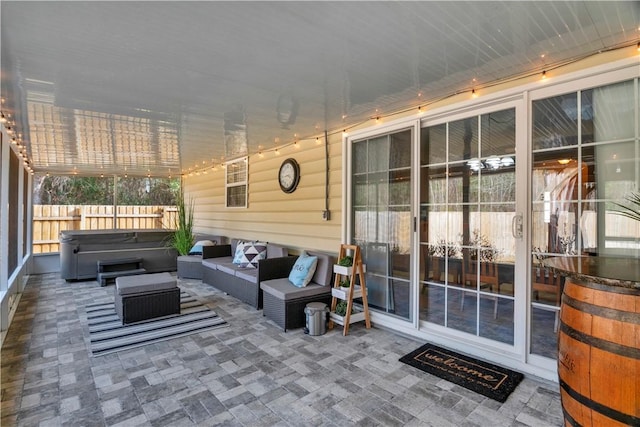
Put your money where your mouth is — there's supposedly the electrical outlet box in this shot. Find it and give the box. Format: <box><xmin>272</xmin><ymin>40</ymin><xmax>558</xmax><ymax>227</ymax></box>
<box><xmin>322</xmin><ymin>210</ymin><xmax>331</xmax><ymax>221</ymax></box>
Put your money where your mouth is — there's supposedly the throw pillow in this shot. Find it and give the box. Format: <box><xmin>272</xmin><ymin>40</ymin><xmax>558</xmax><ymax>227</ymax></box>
<box><xmin>188</xmin><ymin>240</ymin><xmax>216</xmax><ymax>255</ymax></box>
<box><xmin>288</xmin><ymin>251</ymin><xmax>318</xmax><ymax>287</ymax></box>
<box><xmin>236</xmin><ymin>242</ymin><xmax>268</xmax><ymax>268</ymax></box>
<box><xmin>232</xmin><ymin>241</ymin><xmax>249</xmax><ymax>264</ymax></box>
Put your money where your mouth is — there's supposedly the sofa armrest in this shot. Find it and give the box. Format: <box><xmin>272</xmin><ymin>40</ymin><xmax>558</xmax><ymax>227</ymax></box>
<box><xmin>258</xmin><ymin>256</ymin><xmax>297</xmax><ymax>282</ymax></box>
<box><xmin>202</xmin><ymin>244</ymin><xmax>232</xmax><ymax>259</ymax></box>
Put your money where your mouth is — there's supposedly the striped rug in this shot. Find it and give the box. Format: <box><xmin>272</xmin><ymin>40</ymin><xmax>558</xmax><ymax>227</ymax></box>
<box><xmin>86</xmin><ymin>290</ymin><xmax>228</xmax><ymax>356</ymax></box>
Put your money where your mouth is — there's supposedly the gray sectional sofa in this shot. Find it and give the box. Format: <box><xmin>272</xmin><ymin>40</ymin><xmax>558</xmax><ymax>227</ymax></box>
<box><xmin>201</xmin><ymin>239</ymin><xmax>289</xmax><ymax>309</ymax></box>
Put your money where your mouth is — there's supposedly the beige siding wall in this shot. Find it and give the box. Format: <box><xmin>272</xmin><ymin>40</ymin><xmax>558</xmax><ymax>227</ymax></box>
<box><xmin>182</xmin><ymin>47</ymin><xmax>635</xmax><ymax>258</ymax></box>
<box><xmin>184</xmin><ymin>134</ymin><xmax>343</xmax><ymax>253</ymax></box>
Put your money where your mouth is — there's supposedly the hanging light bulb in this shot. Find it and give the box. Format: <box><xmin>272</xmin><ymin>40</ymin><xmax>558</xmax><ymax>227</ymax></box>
<box><xmin>542</xmin><ymin>70</ymin><xmax>547</xmax><ymax>79</ymax></box>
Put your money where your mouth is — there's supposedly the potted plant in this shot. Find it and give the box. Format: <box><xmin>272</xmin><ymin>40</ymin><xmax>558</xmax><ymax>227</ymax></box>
<box><xmin>168</xmin><ymin>192</ymin><xmax>195</xmax><ymax>256</ymax></box>
<box><xmin>333</xmin><ymin>255</ymin><xmax>353</xmax><ymax>275</ymax></box>
<box><xmin>330</xmin><ymin>300</ymin><xmax>366</xmax><ymax>326</ymax></box>
<box><xmin>334</xmin><ymin>300</ymin><xmax>351</xmax><ymax>317</ymax></box>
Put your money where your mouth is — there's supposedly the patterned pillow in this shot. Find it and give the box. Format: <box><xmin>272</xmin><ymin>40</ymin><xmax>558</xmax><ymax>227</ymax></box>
<box><xmin>232</xmin><ymin>241</ymin><xmax>249</xmax><ymax>264</ymax></box>
<box><xmin>236</xmin><ymin>242</ymin><xmax>268</xmax><ymax>268</ymax></box>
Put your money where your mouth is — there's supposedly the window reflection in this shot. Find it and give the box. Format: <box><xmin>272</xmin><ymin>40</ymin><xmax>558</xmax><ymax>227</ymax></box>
<box><xmin>352</xmin><ymin>129</ymin><xmax>413</xmax><ymax>321</ymax></box>
<box><xmin>420</xmin><ymin>107</ymin><xmax>516</xmax><ymax>343</ymax></box>
<box><xmin>530</xmin><ymin>78</ymin><xmax>640</xmax><ymax>359</ymax></box>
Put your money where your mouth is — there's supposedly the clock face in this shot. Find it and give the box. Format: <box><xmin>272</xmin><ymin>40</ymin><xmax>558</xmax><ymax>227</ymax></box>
<box><xmin>278</xmin><ymin>158</ymin><xmax>300</xmax><ymax>193</ymax></box>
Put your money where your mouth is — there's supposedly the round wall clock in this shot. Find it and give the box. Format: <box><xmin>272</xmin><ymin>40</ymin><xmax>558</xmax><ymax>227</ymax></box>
<box><xmin>278</xmin><ymin>158</ymin><xmax>301</xmax><ymax>193</ymax></box>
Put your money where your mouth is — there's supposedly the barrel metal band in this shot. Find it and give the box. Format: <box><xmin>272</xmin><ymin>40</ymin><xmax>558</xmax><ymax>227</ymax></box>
<box><xmin>563</xmin><ymin>293</ymin><xmax>640</xmax><ymax>325</ymax></box>
<box><xmin>559</xmin><ymin>321</ymin><xmax>640</xmax><ymax>360</ymax></box>
<box><xmin>560</xmin><ymin>405</ymin><xmax>579</xmax><ymax>427</ymax></box>
<box><xmin>559</xmin><ymin>379</ymin><xmax>640</xmax><ymax>426</ymax></box>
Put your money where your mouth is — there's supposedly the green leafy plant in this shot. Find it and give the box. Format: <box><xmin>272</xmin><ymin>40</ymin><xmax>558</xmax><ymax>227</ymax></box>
<box><xmin>339</xmin><ymin>278</ymin><xmax>351</xmax><ymax>288</ymax></box>
<box><xmin>169</xmin><ymin>192</ymin><xmax>194</xmax><ymax>255</ymax></box>
<box><xmin>335</xmin><ymin>300</ymin><xmax>353</xmax><ymax>317</ymax></box>
<box><xmin>337</xmin><ymin>256</ymin><xmax>353</xmax><ymax>267</ymax></box>
<box><xmin>613</xmin><ymin>192</ymin><xmax>640</xmax><ymax>222</ymax></box>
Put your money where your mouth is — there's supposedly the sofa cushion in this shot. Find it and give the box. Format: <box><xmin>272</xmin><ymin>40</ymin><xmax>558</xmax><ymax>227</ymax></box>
<box><xmin>267</xmin><ymin>243</ymin><xmax>288</xmax><ymax>259</ymax></box>
<box><xmin>216</xmin><ymin>262</ymin><xmax>241</xmax><ymax>276</ymax></box>
<box><xmin>306</xmin><ymin>251</ymin><xmax>335</xmax><ymax>287</ymax></box>
<box><xmin>235</xmin><ymin>268</ymin><xmax>259</xmax><ymax>283</ymax></box>
<box><xmin>116</xmin><ymin>272</ymin><xmax>176</xmax><ymax>295</ymax></box>
<box><xmin>260</xmin><ymin>278</ymin><xmax>331</xmax><ymax>301</ymax></box>
<box><xmin>189</xmin><ymin>239</ymin><xmax>216</xmax><ymax>255</ymax></box>
<box><xmin>288</xmin><ymin>251</ymin><xmax>318</xmax><ymax>287</ymax></box>
<box><xmin>202</xmin><ymin>256</ymin><xmax>234</xmax><ymax>271</ymax></box>
<box><xmin>177</xmin><ymin>255</ymin><xmax>202</xmax><ymax>264</ymax></box>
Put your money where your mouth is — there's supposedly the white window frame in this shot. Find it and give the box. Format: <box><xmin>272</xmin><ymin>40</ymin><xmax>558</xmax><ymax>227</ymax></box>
<box><xmin>225</xmin><ymin>156</ymin><xmax>248</xmax><ymax>208</ymax></box>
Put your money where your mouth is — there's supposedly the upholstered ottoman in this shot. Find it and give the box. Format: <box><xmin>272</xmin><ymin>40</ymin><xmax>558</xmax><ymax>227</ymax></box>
<box><xmin>115</xmin><ymin>272</ymin><xmax>180</xmax><ymax>324</ymax></box>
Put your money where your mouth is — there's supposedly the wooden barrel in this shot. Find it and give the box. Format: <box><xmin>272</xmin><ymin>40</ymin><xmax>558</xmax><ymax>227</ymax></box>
<box><xmin>557</xmin><ymin>278</ymin><xmax>640</xmax><ymax>427</ymax></box>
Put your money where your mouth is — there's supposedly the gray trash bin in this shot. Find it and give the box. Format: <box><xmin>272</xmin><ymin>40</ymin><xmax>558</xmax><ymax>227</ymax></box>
<box><xmin>304</xmin><ymin>302</ymin><xmax>328</xmax><ymax>336</ymax></box>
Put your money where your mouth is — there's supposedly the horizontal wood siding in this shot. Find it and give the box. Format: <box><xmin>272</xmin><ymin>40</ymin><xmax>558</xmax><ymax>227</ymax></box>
<box><xmin>184</xmin><ymin>135</ymin><xmax>343</xmax><ymax>253</ymax></box>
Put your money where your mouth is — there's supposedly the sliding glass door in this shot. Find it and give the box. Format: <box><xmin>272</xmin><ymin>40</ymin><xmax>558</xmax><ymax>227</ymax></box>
<box><xmin>419</xmin><ymin>104</ymin><xmax>523</xmax><ymax>346</ymax></box>
<box><xmin>351</xmin><ymin>128</ymin><xmax>414</xmax><ymax>320</ymax></box>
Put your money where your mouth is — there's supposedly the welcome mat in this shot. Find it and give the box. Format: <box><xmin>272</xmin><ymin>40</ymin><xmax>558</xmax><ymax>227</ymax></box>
<box><xmin>86</xmin><ymin>290</ymin><xmax>228</xmax><ymax>356</ymax></box>
<box><xmin>400</xmin><ymin>343</ymin><xmax>524</xmax><ymax>402</ymax></box>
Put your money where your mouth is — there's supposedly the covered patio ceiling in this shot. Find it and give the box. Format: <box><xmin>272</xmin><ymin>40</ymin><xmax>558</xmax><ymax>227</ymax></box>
<box><xmin>1</xmin><ymin>1</ymin><xmax>638</xmax><ymax>177</ymax></box>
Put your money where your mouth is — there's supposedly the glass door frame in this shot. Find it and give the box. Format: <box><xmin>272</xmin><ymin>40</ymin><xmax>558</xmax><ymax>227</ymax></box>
<box><xmin>417</xmin><ymin>97</ymin><xmax>529</xmax><ymax>357</ymax></box>
<box><xmin>343</xmin><ymin>119</ymin><xmax>421</xmax><ymax>328</ymax></box>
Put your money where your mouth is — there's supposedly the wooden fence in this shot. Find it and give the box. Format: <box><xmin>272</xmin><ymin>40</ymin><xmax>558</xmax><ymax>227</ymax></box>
<box><xmin>32</xmin><ymin>205</ymin><xmax>178</xmax><ymax>253</ymax></box>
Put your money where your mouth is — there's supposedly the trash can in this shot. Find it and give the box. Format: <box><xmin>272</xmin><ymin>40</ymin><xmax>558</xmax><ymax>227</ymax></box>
<box><xmin>304</xmin><ymin>302</ymin><xmax>328</xmax><ymax>336</ymax></box>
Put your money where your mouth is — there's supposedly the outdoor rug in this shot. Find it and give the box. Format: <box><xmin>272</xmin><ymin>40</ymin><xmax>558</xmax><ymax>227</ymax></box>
<box><xmin>400</xmin><ymin>343</ymin><xmax>524</xmax><ymax>403</ymax></box>
<box><xmin>86</xmin><ymin>290</ymin><xmax>228</xmax><ymax>356</ymax></box>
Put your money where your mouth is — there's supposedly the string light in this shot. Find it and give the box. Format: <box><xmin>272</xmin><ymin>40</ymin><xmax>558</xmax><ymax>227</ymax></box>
<box><xmin>16</xmin><ymin>44</ymin><xmax>634</xmax><ymax>180</ymax></box>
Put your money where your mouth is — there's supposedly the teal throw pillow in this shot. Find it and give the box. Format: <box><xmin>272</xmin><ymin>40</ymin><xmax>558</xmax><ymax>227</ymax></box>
<box><xmin>288</xmin><ymin>251</ymin><xmax>318</xmax><ymax>287</ymax></box>
<box><xmin>188</xmin><ymin>240</ymin><xmax>216</xmax><ymax>255</ymax></box>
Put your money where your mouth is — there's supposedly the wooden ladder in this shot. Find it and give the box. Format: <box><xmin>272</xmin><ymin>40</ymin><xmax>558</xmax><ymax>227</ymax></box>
<box><xmin>329</xmin><ymin>244</ymin><xmax>371</xmax><ymax>336</ymax></box>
